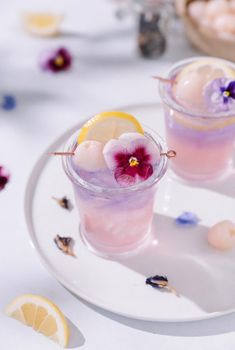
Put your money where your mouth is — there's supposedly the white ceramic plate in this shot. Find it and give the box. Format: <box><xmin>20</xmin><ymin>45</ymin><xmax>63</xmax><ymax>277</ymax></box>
<box><xmin>25</xmin><ymin>103</ymin><xmax>235</xmax><ymax>322</ymax></box>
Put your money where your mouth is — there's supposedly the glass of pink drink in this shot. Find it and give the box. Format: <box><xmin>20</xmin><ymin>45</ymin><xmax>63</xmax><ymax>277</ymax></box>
<box><xmin>62</xmin><ymin>118</ymin><xmax>168</xmax><ymax>257</ymax></box>
<box><xmin>159</xmin><ymin>57</ymin><xmax>235</xmax><ymax>181</ymax></box>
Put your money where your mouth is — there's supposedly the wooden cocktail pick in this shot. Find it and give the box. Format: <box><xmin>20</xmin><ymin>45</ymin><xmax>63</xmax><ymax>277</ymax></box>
<box><xmin>49</xmin><ymin>151</ymin><xmax>74</xmax><ymax>156</ymax></box>
<box><xmin>153</xmin><ymin>75</ymin><xmax>176</xmax><ymax>84</ymax></box>
<box><xmin>49</xmin><ymin>150</ymin><xmax>176</xmax><ymax>159</ymax></box>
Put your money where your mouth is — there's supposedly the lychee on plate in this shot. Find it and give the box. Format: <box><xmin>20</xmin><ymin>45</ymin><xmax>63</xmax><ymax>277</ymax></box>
<box><xmin>207</xmin><ymin>220</ymin><xmax>235</xmax><ymax>250</ymax></box>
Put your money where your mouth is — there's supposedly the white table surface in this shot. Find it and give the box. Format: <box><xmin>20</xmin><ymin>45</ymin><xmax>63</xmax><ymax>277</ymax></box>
<box><xmin>1</xmin><ymin>0</ymin><xmax>235</xmax><ymax>349</ymax></box>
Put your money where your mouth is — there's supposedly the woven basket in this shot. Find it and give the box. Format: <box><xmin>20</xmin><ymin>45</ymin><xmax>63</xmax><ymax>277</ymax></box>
<box><xmin>175</xmin><ymin>0</ymin><xmax>235</xmax><ymax>62</ymax></box>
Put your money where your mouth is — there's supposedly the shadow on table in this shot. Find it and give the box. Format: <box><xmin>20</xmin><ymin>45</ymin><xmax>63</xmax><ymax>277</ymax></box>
<box><xmin>66</xmin><ymin>317</ymin><xmax>85</xmax><ymax>348</ymax></box>
<box><xmin>75</xmin><ymin>213</ymin><xmax>235</xmax><ymax>337</ymax></box>
<box><xmin>79</xmin><ymin>298</ymin><xmax>235</xmax><ymax>337</ymax></box>
<box><xmin>116</xmin><ymin>214</ymin><xmax>235</xmax><ymax>314</ymax></box>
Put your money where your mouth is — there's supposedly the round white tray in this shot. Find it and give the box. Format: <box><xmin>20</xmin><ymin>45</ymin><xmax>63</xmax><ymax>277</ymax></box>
<box><xmin>24</xmin><ymin>103</ymin><xmax>235</xmax><ymax>322</ymax></box>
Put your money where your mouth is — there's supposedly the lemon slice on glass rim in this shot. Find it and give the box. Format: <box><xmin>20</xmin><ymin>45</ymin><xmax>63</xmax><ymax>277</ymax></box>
<box><xmin>78</xmin><ymin>111</ymin><xmax>144</xmax><ymax>144</ymax></box>
<box><xmin>22</xmin><ymin>13</ymin><xmax>63</xmax><ymax>37</ymax></box>
<box><xmin>5</xmin><ymin>294</ymin><xmax>69</xmax><ymax>347</ymax></box>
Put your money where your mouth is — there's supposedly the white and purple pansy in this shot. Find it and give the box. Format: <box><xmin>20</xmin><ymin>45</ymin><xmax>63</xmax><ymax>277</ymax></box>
<box><xmin>103</xmin><ymin>133</ymin><xmax>160</xmax><ymax>187</ymax></box>
<box><xmin>203</xmin><ymin>77</ymin><xmax>235</xmax><ymax>112</ymax></box>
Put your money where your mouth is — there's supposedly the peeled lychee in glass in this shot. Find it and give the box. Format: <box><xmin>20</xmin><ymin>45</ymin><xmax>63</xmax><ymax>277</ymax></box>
<box><xmin>73</xmin><ymin>140</ymin><xmax>107</xmax><ymax>172</ymax></box>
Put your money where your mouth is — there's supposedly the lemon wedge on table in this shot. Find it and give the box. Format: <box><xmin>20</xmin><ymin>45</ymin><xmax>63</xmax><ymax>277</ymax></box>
<box><xmin>78</xmin><ymin>111</ymin><xmax>144</xmax><ymax>144</ymax></box>
<box><xmin>5</xmin><ymin>294</ymin><xmax>69</xmax><ymax>347</ymax></box>
<box><xmin>22</xmin><ymin>13</ymin><xmax>63</xmax><ymax>37</ymax></box>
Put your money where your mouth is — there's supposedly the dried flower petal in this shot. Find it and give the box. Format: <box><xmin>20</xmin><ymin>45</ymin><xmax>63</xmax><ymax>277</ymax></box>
<box><xmin>54</xmin><ymin>234</ymin><xmax>76</xmax><ymax>257</ymax></box>
<box><xmin>52</xmin><ymin>196</ymin><xmax>72</xmax><ymax>211</ymax></box>
<box><xmin>1</xmin><ymin>95</ymin><xmax>16</xmax><ymax>111</ymax></box>
<box><xmin>146</xmin><ymin>275</ymin><xmax>168</xmax><ymax>289</ymax></box>
<box><xmin>175</xmin><ymin>212</ymin><xmax>200</xmax><ymax>225</ymax></box>
<box><xmin>146</xmin><ymin>275</ymin><xmax>178</xmax><ymax>296</ymax></box>
<box><xmin>0</xmin><ymin>166</ymin><xmax>10</xmax><ymax>191</ymax></box>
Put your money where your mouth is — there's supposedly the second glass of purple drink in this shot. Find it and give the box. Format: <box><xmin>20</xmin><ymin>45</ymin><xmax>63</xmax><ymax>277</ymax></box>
<box><xmin>159</xmin><ymin>57</ymin><xmax>235</xmax><ymax>182</ymax></box>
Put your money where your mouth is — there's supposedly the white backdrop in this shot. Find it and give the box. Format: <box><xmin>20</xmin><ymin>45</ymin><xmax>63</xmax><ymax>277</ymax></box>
<box><xmin>2</xmin><ymin>0</ymin><xmax>235</xmax><ymax>349</ymax></box>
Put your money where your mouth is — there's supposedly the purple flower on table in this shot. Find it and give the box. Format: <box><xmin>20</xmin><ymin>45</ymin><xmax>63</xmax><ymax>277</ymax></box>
<box><xmin>103</xmin><ymin>133</ymin><xmax>160</xmax><ymax>187</ymax></box>
<box><xmin>0</xmin><ymin>166</ymin><xmax>10</xmax><ymax>191</ymax></box>
<box><xmin>203</xmin><ymin>78</ymin><xmax>235</xmax><ymax>112</ymax></box>
<box><xmin>1</xmin><ymin>95</ymin><xmax>16</xmax><ymax>111</ymax></box>
<box><xmin>40</xmin><ymin>47</ymin><xmax>72</xmax><ymax>73</ymax></box>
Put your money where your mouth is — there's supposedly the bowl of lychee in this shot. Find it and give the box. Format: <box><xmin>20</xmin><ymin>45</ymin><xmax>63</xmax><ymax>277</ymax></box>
<box><xmin>175</xmin><ymin>0</ymin><xmax>235</xmax><ymax>62</ymax></box>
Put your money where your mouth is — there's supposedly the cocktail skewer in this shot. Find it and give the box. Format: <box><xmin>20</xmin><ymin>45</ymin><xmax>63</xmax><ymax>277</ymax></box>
<box><xmin>153</xmin><ymin>75</ymin><xmax>175</xmax><ymax>84</ymax></box>
<box><xmin>49</xmin><ymin>151</ymin><xmax>75</xmax><ymax>156</ymax></box>
<box><xmin>49</xmin><ymin>150</ymin><xmax>176</xmax><ymax>159</ymax></box>
<box><xmin>160</xmin><ymin>150</ymin><xmax>176</xmax><ymax>158</ymax></box>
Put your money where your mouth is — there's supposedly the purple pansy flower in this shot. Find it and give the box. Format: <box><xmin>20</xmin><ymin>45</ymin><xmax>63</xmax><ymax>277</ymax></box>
<box><xmin>40</xmin><ymin>47</ymin><xmax>72</xmax><ymax>73</ymax></box>
<box><xmin>175</xmin><ymin>212</ymin><xmax>200</xmax><ymax>226</ymax></box>
<box><xmin>203</xmin><ymin>78</ymin><xmax>235</xmax><ymax>112</ymax></box>
<box><xmin>103</xmin><ymin>133</ymin><xmax>160</xmax><ymax>186</ymax></box>
<box><xmin>0</xmin><ymin>166</ymin><xmax>10</xmax><ymax>191</ymax></box>
<box><xmin>1</xmin><ymin>95</ymin><xmax>16</xmax><ymax>111</ymax></box>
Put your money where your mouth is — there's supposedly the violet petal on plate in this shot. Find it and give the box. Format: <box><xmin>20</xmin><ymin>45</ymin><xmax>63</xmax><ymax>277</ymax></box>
<box><xmin>52</xmin><ymin>196</ymin><xmax>72</xmax><ymax>210</ymax></box>
<box><xmin>54</xmin><ymin>234</ymin><xmax>76</xmax><ymax>257</ymax></box>
<box><xmin>175</xmin><ymin>211</ymin><xmax>200</xmax><ymax>225</ymax></box>
<box><xmin>146</xmin><ymin>275</ymin><xmax>179</xmax><ymax>296</ymax></box>
<box><xmin>146</xmin><ymin>275</ymin><xmax>168</xmax><ymax>289</ymax></box>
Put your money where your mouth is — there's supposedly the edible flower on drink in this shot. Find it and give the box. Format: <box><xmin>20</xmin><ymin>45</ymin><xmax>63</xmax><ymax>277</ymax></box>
<box><xmin>203</xmin><ymin>78</ymin><xmax>235</xmax><ymax>112</ymax></box>
<box><xmin>103</xmin><ymin>133</ymin><xmax>160</xmax><ymax>186</ymax></box>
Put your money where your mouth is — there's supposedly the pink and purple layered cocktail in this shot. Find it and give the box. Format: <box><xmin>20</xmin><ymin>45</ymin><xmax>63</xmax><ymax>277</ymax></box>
<box><xmin>63</xmin><ymin>112</ymin><xmax>168</xmax><ymax>257</ymax></box>
<box><xmin>159</xmin><ymin>57</ymin><xmax>235</xmax><ymax>181</ymax></box>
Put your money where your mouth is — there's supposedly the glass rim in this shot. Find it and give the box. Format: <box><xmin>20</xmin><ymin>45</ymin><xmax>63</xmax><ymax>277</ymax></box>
<box><xmin>159</xmin><ymin>56</ymin><xmax>235</xmax><ymax>120</ymax></box>
<box><xmin>62</xmin><ymin>126</ymin><xmax>168</xmax><ymax>195</ymax></box>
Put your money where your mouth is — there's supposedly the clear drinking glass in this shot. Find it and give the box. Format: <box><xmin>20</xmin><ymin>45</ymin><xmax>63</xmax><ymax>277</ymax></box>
<box><xmin>159</xmin><ymin>57</ymin><xmax>235</xmax><ymax>181</ymax></box>
<box><xmin>63</xmin><ymin>128</ymin><xmax>168</xmax><ymax>257</ymax></box>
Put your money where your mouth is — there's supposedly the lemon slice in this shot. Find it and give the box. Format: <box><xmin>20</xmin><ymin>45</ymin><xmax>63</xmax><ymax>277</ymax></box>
<box><xmin>78</xmin><ymin>111</ymin><xmax>144</xmax><ymax>144</ymax></box>
<box><xmin>5</xmin><ymin>294</ymin><xmax>69</xmax><ymax>347</ymax></box>
<box><xmin>22</xmin><ymin>13</ymin><xmax>63</xmax><ymax>37</ymax></box>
